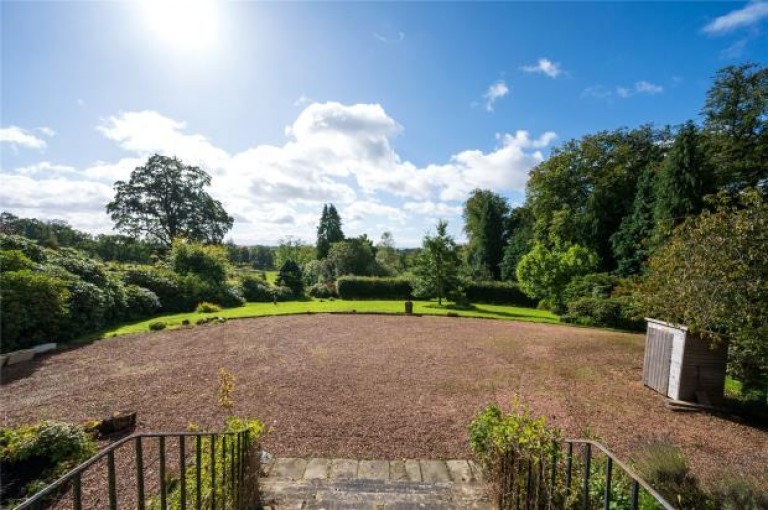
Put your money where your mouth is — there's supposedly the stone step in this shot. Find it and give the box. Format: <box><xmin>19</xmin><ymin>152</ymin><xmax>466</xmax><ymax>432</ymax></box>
<box><xmin>260</xmin><ymin>457</ymin><xmax>492</xmax><ymax>509</ymax></box>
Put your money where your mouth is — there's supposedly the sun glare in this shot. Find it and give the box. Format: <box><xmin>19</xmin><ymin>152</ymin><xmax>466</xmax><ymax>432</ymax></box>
<box><xmin>140</xmin><ymin>0</ymin><xmax>220</xmax><ymax>52</ymax></box>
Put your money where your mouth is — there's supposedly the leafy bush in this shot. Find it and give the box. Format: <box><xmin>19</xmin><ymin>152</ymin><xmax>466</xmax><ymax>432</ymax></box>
<box><xmin>195</xmin><ymin>301</ymin><xmax>222</xmax><ymax>313</ymax></box>
<box><xmin>272</xmin><ymin>286</ymin><xmax>293</xmax><ymax>302</ymax></box>
<box><xmin>65</xmin><ymin>280</ymin><xmax>108</xmax><ymax>333</ymax></box>
<box><xmin>148</xmin><ymin>321</ymin><xmax>167</xmax><ymax>331</ymax></box>
<box><xmin>562</xmin><ymin>272</ymin><xmax>617</xmax><ymax>304</ymax></box>
<box><xmin>0</xmin><ymin>249</ymin><xmax>35</xmax><ymax>272</ymax></box>
<box><xmin>49</xmin><ymin>248</ymin><xmax>109</xmax><ymax>287</ymax></box>
<box><xmin>0</xmin><ymin>421</ymin><xmax>97</xmax><ymax>503</ymax></box>
<box><xmin>308</xmin><ymin>282</ymin><xmax>337</xmax><ymax>298</ymax></box>
<box><xmin>169</xmin><ymin>240</ymin><xmax>230</xmax><ymax>284</ymax></box>
<box><xmin>713</xmin><ymin>478</ymin><xmax>768</xmax><ymax>510</ymax></box>
<box><xmin>241</xmin><ymin>274</ymin><xmax>274</xmax><ymax>302</ymax></box>
<box><xmin>631</xmin><ymin>442</ymin><xmax>712</xmax><ymax>509</ymax></box>
<box><xmin>123</xmin><ymin>284</ymin><xmax>161</xmax><ymax>319</ymax></box>
<box><xmin>0</xmin><ymin>270</ymin><xmax>69</xmax><ymax>352</ymax></box>
<box><xmin>565</xmin><ymin>296</ymin><xmax>644</xmax><ymax>331</ymax></box>
<box><xmin>464</xmin><ymin>281</ymin><xmax>536</xmax><ymax>306</ymax></box>
<box><xmin>336</xmin><ymin>276</ymin><xmax>412</xmax><ymax>300</ymax></box>
<box><xmin>0</xmin><ymin>234</ymin><xmax>47</xmax><ymax>263</ymax></box>
<box><xmin>123</xmin><ymin>267</ymin><xmax>188</xmax><ymax>312</ymax></box>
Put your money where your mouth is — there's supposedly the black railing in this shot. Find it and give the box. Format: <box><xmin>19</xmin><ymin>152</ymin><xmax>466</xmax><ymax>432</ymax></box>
<box><xmin>12</xmin><ymin>430</ymin><xmax>258</xmax><ymax>510</ymax></box>
<box><xmin>490</xmin><ymin>439</ymin><xmax>675</xmax><ymax>510</ymax></box>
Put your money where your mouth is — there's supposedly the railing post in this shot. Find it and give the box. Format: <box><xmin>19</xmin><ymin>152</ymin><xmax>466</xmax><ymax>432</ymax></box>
<box><xmin>230</xmin><ymin>436</ymin><xmax>236</xmax><ymax>505</ymax></box>
<box><xmin>179</xmin><ymin>435</ymin><xmax>187</xmax><ymax>510</ymax></box>
<box><xmin>107</xmin><ymin>450</ymin><xmax>118</xmax><ymax>510</ymax></box>
<box><xmin>211</xmin><ymin>434</ymin><xmax>217</xmax><ymax>510</ymax></box>
<box><xmin>222</xmin><ymin>435</ymin><xmax>228</xmax><ymax>506</ymax></box>
<box><xmin>630</xmin><ymin>480</ymin><xmax>639</xmax><ymax>510</ymax></box>
<box><xmin>549</xmin><ymin>441</ymin><xmax>558</xmax><ymax>508</ymax></box>
<box><xmin>565</xmin><ymin>442</ymin><xmax>573</xmax><ymax>498</ymax></box>
<box><xmin>196</xmin><ymin>435</ymin><xmax>202</xmax><ymax>510</ymax></box>
<box><xmin>72</xmin><ymin>472</ymin><xmax>83</xmax><ymax>510</ymax></box>
<box><xmin>603</xmin><ymin>457</ymin><xmax>612</xmax><ymax>510</ymax></box>
<box><xmin>159</xmin><ymin>436</ymin><xmax>167</xmax><ymax>510</ymax></box>
<box><xmin>136</xmin><ymin>436</ymin><xmax>145</xmax><ymax>510</ymax></box>
<box><xmin>581</xmin><ymin>443</ymin><xmax>591</xmax><ymax>510</ymax></box>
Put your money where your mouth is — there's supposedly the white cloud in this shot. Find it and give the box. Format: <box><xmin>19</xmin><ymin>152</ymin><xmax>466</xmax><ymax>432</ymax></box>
<box><xmin>3</xmin><ymin>103</ymin><xmax>557</xmax><ymax>244</ymax></box>
<box><xmin>582</xmin><ymin>85</ymin><xmax>613</xmax><ymax>100</ymax></box>
<box><xmin>483</xmin><ymin>80</ymin><xmax>509</xmax><ymax>112</ymax></box>
<box><xmin>373</xmin><ymin>31</ymin><xmax>405</xmax><ymax>43</ymax></box>
<box><xmin>37</xmin><ymin>126</ymin><xmax>56</xmax><ymax>137</ymax></box>
<box><xmin>585</xmin><ymin>81</ymin><xmax>664</xmax><ymax>100</ymax></box>
<box><xmin>0</xmin><ymin>126</ymin><xmax>47</xmax><ymax>150</ymax></box>
<box><xmin>634</xmin><ymin>81</ymin><xmax>664</xmax><ymax>94</ymax></box>
<box><xmin>703</xmin><ymin>1</ymin><xmax>768</xmax><ymax>34</ymax></box>
<box><xmin>521</xmin><ymin>58</ymin><xmax>563</xmax><ymax>78</ymax></box>
<box><xmin>293</xmin><ymin>94</ymin><xmax>311</xmax><ymax>107</ymax></box>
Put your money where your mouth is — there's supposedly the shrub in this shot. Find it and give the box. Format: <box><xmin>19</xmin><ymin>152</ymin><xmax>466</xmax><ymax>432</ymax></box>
<box><xmin>49</xmin><ymin>248</ymin><xmax>110</xmax><ymax>287</ymax></box>
<box><xmin>308</xmin><ymin>282</ymin><xmax>337</xmax><ymax>299</ymax></box>
<box><xmin>272</xmin><ymin>286</ymin><xmax>293</xmax><ymax>302</ymax></box>
<box><xmin>148</xmin><ymin>321</ymin><xmax>167</xmax><ymax>331</ymax></box>
<box><xmin>0</xmin><ymin>421</ymin><xmax>97</xmax><ymax>503</ymax></box>
<box><xmin>562</xmin><ymin>272</ymin><xmax>617</xmax><ymax>304</ymax></box>
<box><xmin>64</xmin><ymin>280</ymin><xmax>108</xmax><ymax>333</ymax></box>
<box><xmin>0</xmin><ymin>234</ymin><xmax>47</xmax><ymax>263</ymax></box>
<box><xmin>1</xmin><ymin>249</ymin><xmax>35</xmax><ymax>272</ymax></box>
<box><xmin>196</xmin><ymin>301</ymin><xmax>222</xmax><ymax>313</ymax></box>
<box><xmin>713</xmin><ymin>478</ymin><xmax>768</xmax><ymax>509</ymax></box>
<box><xmin>275</xmin><ymin>260</ymin><xmax>304</xmax><ymax>297</ymax></box>
<box><xmin>464</xmin><ymin>281</ymin><xmax>536</xmax><ymax>307</ymax></box>
<box><xmin>631</xmin><ymin>442</ymin><xmax>712</xmax><ymax>509</ymax></box>
<box><xmin>123</xmin><ymin>268</ymin><xmax>188</xmax><ymax>312</ymax></box>
<box><xmin>566</xmin><ymin>296</ymin><xmax>644</xmax><ymax>331</ymax></box>
<box><xmin>336</xmin><ymin>276</ymin><xmax>412</xmax><ymax>300</ymax></box>
<box><xmin>169</xmin><ymin>240</ymin><xmax>230</xmax><ymax>284</ymax></box>
<box><xmin>123</xmin><ymin>284</ymin><xmax>161</xmax><ymax>320</ymax></box>
<box><xmin>241</xmin><ymin>274</ymin><xmax>274</xmax><ymax>302</ymax></box>
<box><xmin>0</xmin><ymin>270</ymin><xmax>69</xmax><ymax>352</ymax></box>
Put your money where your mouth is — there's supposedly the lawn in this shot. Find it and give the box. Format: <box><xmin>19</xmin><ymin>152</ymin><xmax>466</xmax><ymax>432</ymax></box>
<box><xmin>100</xmin><ymin>299</ymin><xmax>559</xmax><ymax>337</ymax></box>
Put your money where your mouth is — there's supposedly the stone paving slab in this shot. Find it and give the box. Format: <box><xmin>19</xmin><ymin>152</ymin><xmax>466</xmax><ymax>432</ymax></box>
<box><xmin>261</xmin><ymin>457</ymin><xmax>491</xmax><ymax>509</ymax></box>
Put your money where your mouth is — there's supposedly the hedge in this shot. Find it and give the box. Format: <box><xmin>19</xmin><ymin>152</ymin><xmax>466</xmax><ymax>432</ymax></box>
<box><xmin>336</xmin><ymin>276</ymin><xmax>412</xmax><ymax>300</ymax></box>
<box><xmin>464</xmin><ymin>281</ymin><xmax>537</xmax><ymax>307</ymax></box>
<box><xmin>564</xmin><ymin>296</ymin><xmax>644</xmax><ymax>331</ymax></box>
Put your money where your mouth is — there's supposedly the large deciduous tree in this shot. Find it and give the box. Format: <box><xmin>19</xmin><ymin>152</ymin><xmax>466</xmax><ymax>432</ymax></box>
<box><xmin>413</xmin><ymin>220</ymin><xmax>462</xmax><ymax>305</ymax></box>
<box><xmin>106</xmin><ymin>154</ymin><xmax>233</xmax><ymax>246</ymax></box>
<box><xmin>316</xmin><ymin>204</ymin><xmax>345</xmax><ymax>259</ymax></box>
<box><xmin>610</xmin><ymin>166</ymin><xmax>657</xmax><ymax>276</ymax></box>
<box><xmin>463</xmin><ymin>189</ymin><xmax>509</xmax><ymax>280</ymax></box>
<box><xmin>702</xmin><ymin>63</ymin><xmax>767</xmax><ymax>193</ymax></box>
<box><xmin>639</xmin><ymin>189</ymin><xmax>768</xmax><ymax>392</ymax></box>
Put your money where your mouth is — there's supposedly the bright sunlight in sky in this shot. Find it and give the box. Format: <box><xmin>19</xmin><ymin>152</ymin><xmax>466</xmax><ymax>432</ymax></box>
<box><xmin>140</xmin><ymin>0</ymin><xmax>220</xmax><ymax>52</ymax></box>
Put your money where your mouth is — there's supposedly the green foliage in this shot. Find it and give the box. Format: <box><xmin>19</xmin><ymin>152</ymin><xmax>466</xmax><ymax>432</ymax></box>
<box><xmin>611</xmin><ymin>166</ymin><xmax>657</xmax><ymax>276</ymax></box>
<box><xmin>106</xmin><ymin>154</ymin><xmax>233</xmax><ymax>246</ymax></box>
<box><xmin>148</xmin><ymin>321</ymin><xmax>167</xmax><ymax>331</ymax></box>
<box><xmin>308</xmin><ymin>282</ymin><xmax>337</xmax><ymax>298</ymax></box>
<box><xmin>274</xmin><ymin>237</ymin><xmax>315</xmax><ymax>268</ymax></box>
<box><xmin>241</xmin><ymin>274</ymin><xmax>275</xmax><ymax>302</ymax></box>
<box><xmin>169</xmin><ymin>240</ymin><xmax>230</xmax><ymax>284</ymax></box>
<box><xmin>413</xmin><ymin>220</ymin><xmax>462</xmax><ymax>305</ymax></box>
<box><xmin>336</xmin><ymin>277</ymin><xmax>412</xmax><ymax>300</ymax></box>
<box><xmin>516</xmin><ymin>242</ymin><xmax>598</xmax><ymax>311</ymax></box>
<box><xmin>0</xmin><ymin>270</ymin><xmax>69</xmax><ymax>352</ymax></box>
<box><xmin>702</xmin><ymin>63</ymin><xmax>768</xmax><ymax>193</ymax></box>
<box><xmin>565</xmin><ymin>296</ymin><xmax>644</xmax><ymax>331</ymax></box>
<box><xmin>639</xmin><ymin>189</ymin><xmax>768</xmax><ymax>391</ymax></box>
<box><xmin>0</xmin><ymin>421</ymin><xmax>97</xmax><ymax>504</ymax></box>
<box><xmin>123</xmin><ymin>284</ymin><xmax>161</xmax><ymax>319</ymax></box>
<box><xmin>327</xmin><ymin>236</ymin><xmax>379</xmax><ymax>277</ymax></box>
<box><xmin>463</xmin><ymin>189</ymin><xmax>509</xmax><ymax>280</ymax></box>
<box><xmin>195</xmin><ymin>301</ymin><xmax>222</xmax><ymax>313</ymax></box>
<box><xmin>271</xmin><ymin>286</ymin><xmax>294</xmax><ymax>302</ymax></box>
<box><xmin>0</xmin><ymin>233</ymin><xmax>48</xmax><ymax>262</ymax></box>
<box><xmin>0</xmin><ymin>249</ymin><xmax>35</xmax><ymax>272</ymax></box>
<box><xmin>712</xmin><ymin>478</ymin><xmax>768</xmax><ymax>510</ymax></box>
<box><xmin>375</xmin><ymin>232</ymin><xmax>402</xmax><ymax>275</ymax></box>
<box><xmin>463</xmin><ymin>281</ymin><xmax>536</xmax><ymax>307</ymax></box>
<box><xmin>500</xmin><ymin>207</ymin><xmax>534</xmax><ymax>281</ymax></box>
<box><xmin>275</xmin><ymin>260</ymin><xmax>304</xmax><ymax>297</ymax></box>
<box><xmin>123</xmin><ymin>267</ymin><xmax>188</xmax><ymax>312</ymax></box>
<box><xmin>316</xmin><ymin>203</ymin><xmax>345</xmax><ymax>259</ymax></box>
<box><xmin>562</xmin><ymin>272</ymin><xmax>616</xmax><ymax>303</ymax></box>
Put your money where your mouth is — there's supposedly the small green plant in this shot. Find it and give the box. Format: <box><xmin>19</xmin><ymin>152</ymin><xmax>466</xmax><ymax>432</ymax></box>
<box><xmin>148</xmin><ymin>321</ymin><xmax>167</xmax><ymax>331</ymax></box>
<box><xmin>195</xmin><ymin>301</ymin><xmax>222</xmax><ymax>313</ymax></box>
<box><xmin>217</xmin><ymin>368</ymin><xmax>236</xmax><ymax>411</ymax></box>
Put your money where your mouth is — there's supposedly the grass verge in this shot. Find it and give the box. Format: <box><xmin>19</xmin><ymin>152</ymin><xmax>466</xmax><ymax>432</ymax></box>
<box><xmin>97</xmin><ymin>299</ymin><xmax>560</xmax><ymax>338</ymax></box>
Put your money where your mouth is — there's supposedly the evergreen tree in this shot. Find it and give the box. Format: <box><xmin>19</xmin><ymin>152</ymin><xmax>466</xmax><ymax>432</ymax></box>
<box><xmin>462</xmin><ymin>189</ymin><xmax>509</xmax><ymax>280</ymax></box>
<box><xmin>653</xmin><ymin>122</ymin><xmax>712</xmax><ymax>242</ymax></box>
<box><xmin>275</xmin><ymin>259</ymin><xmax>304</xmax><ymax>297</ymax></box>
<box><xmin>413</xmin><ymin>220</ymin><xmax>462</xmax><ymax>305</ymax></box>
<box><xmin>316</xmin><ymin>204</ymin><xmax>344</xmax><ymax>259</ymax></box>
<box><xmin>610</xmin><ymin>165</ymin><xmax>657</xmax><ymax>276</ymax></box>
<box><xmin>500</xmin><ymin>207</ymin><xmax>534</xmax><ymax>281</ymax></box>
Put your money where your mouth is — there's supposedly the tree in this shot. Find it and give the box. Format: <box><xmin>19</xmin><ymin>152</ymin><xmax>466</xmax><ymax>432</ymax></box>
<box><xmin>328</xmin><ymin>236</ymin><xmax>377</xmax><ymax>277</ymax></box>
<box><xmin>413</xmin><ymin>220</ymin><xmax>462</xmax><ymax>305</ymax></box>
<box><xmin>610</xmin><ymin>165</ymin><xmax>657</xmax><ymax>276</ymax></box>
<box><xmin>653</xmin><ymin>122</ymin><xmax>712</xmax><ymax>242</ymax></box>
<box><xmin>375</xmin><ymin>232</ymin><xmax>401</xmax><ymax>274</ymax></box>
<box><xmin>500</xmin><ymin>207</ymin><xmax>534</xmax><ymax>281</ymax></box>
<box><xmin>274</xmin><ymin>237</ymin><xmax>315</xmax><ymax>268</ymax></box>
<box><xmin>275</xmin><ymin>259</ymin><xmax>304</xmax><ymax>297</ymax></box>
<box><xmin>515</xmin><ymin>242</ymin><xmax>598</xmax><ymax>311</ymax></box>
<box><xmin>702</xmin><ymin>63</ymin><xmax>767</xmax><ymax>193</ymax></box>
<box><xmin>463</xmin><ymin>189</ymin><xmax>509</xmax><ymax>279</ymax></box>
<box><xmin>639</xmin><ymin>189</ymin><xmax>768</xmax><ymax>393</ymax></box>
<box><xmin>106</xmin><ymin>154</ymin><xmax>233</xmax><ymax>246</ymax></box>
<box><xmin>316</xmin><ymin>204</ymin><xmax>345</xmax><ymax>259</ymax></box>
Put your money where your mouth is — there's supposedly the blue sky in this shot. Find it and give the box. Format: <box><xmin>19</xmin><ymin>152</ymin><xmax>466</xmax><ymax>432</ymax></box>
<box><xmin>1</xmin><ymin>1</ymin><xmax>766</xmax><ymax>246</ymax></box>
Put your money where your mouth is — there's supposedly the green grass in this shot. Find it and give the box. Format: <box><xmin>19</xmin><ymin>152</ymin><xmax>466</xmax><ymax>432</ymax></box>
<box><xmin>264</xmin><ymin>270</ymin><xmax>279</xmax><ymax>284</ymax></box>
<box><xmin>98</xmin><ymin>299</ymin><xmax>559</xmax><ymax>338</ymax></box>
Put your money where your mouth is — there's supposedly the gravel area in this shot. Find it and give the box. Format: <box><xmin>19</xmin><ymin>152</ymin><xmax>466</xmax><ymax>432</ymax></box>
<box><xmin>3</xmin><ymin>314</ymin><xmax>766</xmax><ymax>490</ymax></box>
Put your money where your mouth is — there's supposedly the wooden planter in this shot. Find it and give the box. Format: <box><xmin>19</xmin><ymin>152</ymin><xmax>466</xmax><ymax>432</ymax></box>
<box><xmin>404</xmin><ymin>301</ymin><xmax>413</xmax><ymax>314</ymax></box>
<box><xmin>643</xmin><ymin>319</ymin><xmax>728</xmax><ymax>404</ymax></box>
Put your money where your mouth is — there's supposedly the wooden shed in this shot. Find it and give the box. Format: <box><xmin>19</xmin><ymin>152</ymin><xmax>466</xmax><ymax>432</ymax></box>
<box><xmin>642</xmin><ymin>318</ymin><xmax>728</xmax><ymax>404</ymax></box>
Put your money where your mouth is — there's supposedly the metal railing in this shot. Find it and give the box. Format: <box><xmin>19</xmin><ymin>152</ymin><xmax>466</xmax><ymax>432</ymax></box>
<box><xmin>12</xmin><ymin>430</ymin><xmax>257</xmax><ymax>510</ymax></box>
<box><xmin>490</xmin><ymin>439</ymin><xmax>676</xmax><ymax>510</ymax></box>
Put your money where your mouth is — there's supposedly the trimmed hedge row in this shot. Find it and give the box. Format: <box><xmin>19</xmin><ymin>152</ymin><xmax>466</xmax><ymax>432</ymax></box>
<box><xmin>336</xmin><ymin>276</ymin><xmax>412</xmax><ymax>300</ymax></box>
<box><xmin>464</xmin><ymin>281</ymin><xmax>537</xmax><ymax>307</ymax></box>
